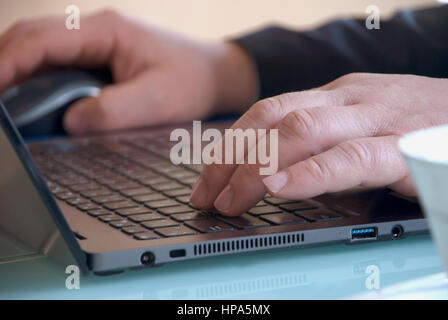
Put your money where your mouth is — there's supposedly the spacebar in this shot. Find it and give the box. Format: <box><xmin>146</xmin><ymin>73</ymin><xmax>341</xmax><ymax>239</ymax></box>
<box><xmin>185</xmin><ymin>218</ymin><xmax>233</xmax><ymax>233</ymax></box>
<box><xmin>217</xmin><ymin>214</ymin><xmax>270</xmax><ymax>229</ymax></box>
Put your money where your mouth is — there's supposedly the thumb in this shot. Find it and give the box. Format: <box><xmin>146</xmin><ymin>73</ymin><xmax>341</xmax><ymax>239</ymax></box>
<box><xmin>63</xmin><ymin>96</ymin><xmax>106</xmax><ymax>134</ymax></box>
<box><xmin>63</xmin><ymin>72</ymin><xmax>170</xmax><ymax>135</ymax></box>
<box><xmin>263</xmin><ymin>135</ymin><xmax>408</xmax><ymax>199</ymax></box>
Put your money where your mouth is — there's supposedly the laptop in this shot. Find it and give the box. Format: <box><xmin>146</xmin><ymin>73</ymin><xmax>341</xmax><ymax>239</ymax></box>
<box><xmin>0</xmin><ymin>100</ymin><xmax>428</xmax><ymax>275</ymax></box>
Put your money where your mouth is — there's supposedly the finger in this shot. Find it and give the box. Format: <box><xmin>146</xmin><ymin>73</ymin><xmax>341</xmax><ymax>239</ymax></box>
<box><xmin>388</xmin><ymin>174</ymin><xmax>417</xmax><ymax>196</ymax></box>
<box><xmin>0</xmin><ymin>20</ymin><xmax>33</xmax><ymax>50</ymax></box>
<box><xmin>189</xmin><ymin>89</ymin><xmax>351</xmax><ymax>209</ymax></box>
<box><xmin>212</xmin><ymin>105</ymin><xmax>380</xmax><ymax>215</ymax></box>
<box><xmin>263</xmin><ymin>135</ymin><xmax>408</xmax><ymax>199</ymax></box>
<box><xmin>63</xmin><ymin>69</ymin><xmax>176</xmax><ymax>134</ymax></box>
<box><xmin>0</xmin><ymin>11</ymin><xmax>119</xmax><ymax>92</ymax></box>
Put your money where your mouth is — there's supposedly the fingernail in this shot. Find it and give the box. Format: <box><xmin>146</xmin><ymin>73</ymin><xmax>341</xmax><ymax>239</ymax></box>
<box><xmin>189</xmin><ymin>177</ymin><xmax>208</xmax><ymax>207</ymax></box>
<box><xmin>214</xmin><ymin>184</ymin><xmax>234</xmax><ymax>213</ymax></box>
<box><xmin>263</xmin><ymin>171</ymin><xmax>289</xmax><ymax>193</ymax></box>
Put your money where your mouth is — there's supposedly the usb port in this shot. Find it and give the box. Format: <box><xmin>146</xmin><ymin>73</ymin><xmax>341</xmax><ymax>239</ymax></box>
<box><xmin>350</xmin><ymin>227</ymin><xmax>377</xmax><ymax>241</ymax></box>
<box><xmin>169</xmin><ymin>249</ymin><xmax>186</xmax><ymax>258</ymax></box>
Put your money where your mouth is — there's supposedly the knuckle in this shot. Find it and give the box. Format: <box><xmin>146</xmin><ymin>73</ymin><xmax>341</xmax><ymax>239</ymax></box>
<box><xmin>279</xmin><ymin>109</ymin><xmax>318</xmax><ymax>140</ymax></box>
<box><xmin>94</xmin><ymin>8</ymin><xmax>123</xmax><ymax>21</ymax></box>
<box><xmin>336</xmin><ymin>140</ymin><xmax>373</xmax><ymax>167</ymax></box>
<box><xmin>332</xmin><ymin>86</ymin><xmax>358</xmax><ymax>105</ymax></box>
<box><xmin>330</xmin><ymin>72</ymin><xmax>363</xmax><ymax>87</ymax></box>
<box><xmin>7</xmin><ymin>19</ymin><xmax>51</xmax><ymax>41</ymax></box>
<box><xmin>6</xmin><ymin>19</ymin><xmax>33</xmax><ymax>36</ymax></box>
<box><xmin>239</xmin><ymin>162</ymin><xmax>262</xmax><ymax>181</ymax></box>
<box><xmin>249</xmin><ymin>98</ymin><xmax>278</xmax><ymax>122</ymax></box>
<box><xmin>341</xmin><ymin>72</ymin><xmax>363</xmax><ymax>81</ymax></box>
<box><xmin>302</xmin><ymin>156</ymin><xmax>331</xmax><ymax>184</ymax></box>
<box><xmin>11</xmin><ymin>19</ymin><xmax>30</xmax><ymax>30</ymax></box>
<box><xmin>270</xmin><ymin>92</ymin><xmax>298</xmax><ymax>115</ymax></box>
<box><xmin>249</xmin><ymin>93</ymin><xmax>294</xmax><ymax>122</ymax></box>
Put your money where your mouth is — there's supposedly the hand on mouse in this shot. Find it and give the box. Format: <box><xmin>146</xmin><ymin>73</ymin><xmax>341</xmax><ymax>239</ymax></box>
<box><xmin>190</xmin><ymin>73</ymin><xmax>448</xmax><ymax>216</ymax></box>
<box><xmin>0</xmin><ymin>9</ymin><xmax>258</xmax><ymax>134</ymax></box>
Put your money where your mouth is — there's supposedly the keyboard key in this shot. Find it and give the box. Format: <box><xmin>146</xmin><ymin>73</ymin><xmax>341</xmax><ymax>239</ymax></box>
<box><xmin>92</xmin><ymin>194</ymin><xmax>125</xmax><ymax>204</ymax></box>
<box><xmin>175</xmin><ymin>195</ymin><xmax>191</xmax><ymax>204</ymax></box>
<box><xmin>158</xmin><ymin>205</ymin><xmax>194</xmax><ymax>215</ymax></box>
<box><xmin>122</xmin><ymin>226</ymin><xmax>148</xmax><ymax>235</ymax></box>
<box><xmin>66</xmin><ymin>196</ymin><xmax>90</xmax><ymax>206</ymax></box>
<box><xmin>166</xmin><ymin>170</ymin><xmax>196</xmax><ymax>180</ymax></box>
<box><xmin>55</xmin><ymin>191</ymin><xmax>78</xmax><ymax>200</ymax></box>
<box><xmin>110</xmin><ymin>220</ymin><xmax>136</xmax><ymax>228</ymax></box>
<box><xmin>104</xmin><ymin>200</ymin><xmax>138</xmax><ymax>210</ymax></box>
<box><xmin>109</xmin><ymin>182</ymin><xmax>141</xmax><ymax>191</ymax></box>
<box><xmin>155</xmin><ymin>225</ymin><xmax>197</xmax><ymax>237</ymax></box>
<box><xmin>185</xmin><ymin>219</ymin><xmax>233</xmax><ymax>233</ymax></box>
<box><xmin>295</xmin><ymin>209</ymin><xmax>343</xmax><ymax>222</ymax></box>
<box><xmin>261</xmin><ymin>213</ymin><xmax>307</xmax><ymax>225</ymax></box>
<box><xmin>279</xmin><ymin>201</ymin><xmax>318</xmax><ymax>212</ymax></box>
<box><xmin>141</xmin><ymin>219</ymin><xmax>179</xmax><ymax>229</ymax></box>
<box><xmin>138</xmin><ymin>176</ymin><xmax>171</xmax><ymax>186</ymax></box>
<box><xmin>248</xmin><ymin>205</ymin><xmax>282</xmax><ymax>216</ymax></box>
<box><xmin>264</xmin><ymin>197</ymin><xmax>299</xmax><ymax>205</ymax></box>
<box><xmin>120</xmin><ymin>187</ymin><xmax>154</xmax><ymax>197</ymax></box>
<box><xmin>151</xmin><ymin>182</ymin><xmax>184</xmax><ymax>192</ymax></box>
<box><xmin>145</xmin><ymin>199</ymin><xmax>180</xmax><ymax>209</ymax></box>
<box><xmin>177</xmin><ymin>176</ymin><xmax>197</xmax><ymax>185</ymax></box>
<box><xmin>47</xmin><ymin>173</ymin><xmax>76</xmax><ymax>181</ymax></box>
<box><xmin>125</xmin><ymin>170</ymin><xmax>157</xmax><ymax>179</ymax></box>
<box><xmin>58</xmin><ymin>177</ymin><xmax>89</xmax><ymax>186</ymax></box>
<box><xmin>70</xmin><ymin>183</ymin><xmax>101</xmax><ymax>192</ymax></box>
<box><xmin>96</xmin><ymin>176</ymin><xmax>128</xmax><ymax>185</ymax></box>
<box><xmin>77</xmin><ymin>202</ymin><xmax>102</xmax><ymax>211</ymax></box>
<box><xmin>183</xmin><ymin>164</ymin><xmax>203</xmax><ymax>173</ymax></box>
<box><xmin>99</xmin><ymin>214</ymin><xmax>125</xmax><ymax>222</ymax></box>
<box><xmin>217</xmin><ymin>214</ymin><xmax>270</xmax><ymax>229</ymax></box>
<box><xmin>116</xmin><ymin>206</ymin><xmax>152</xmax><ymax>216</ymax></box>
<box><xmin>128</xmin><ymin>213</ymin><xmax>165</xmax><ymax>222</ymax></box>
<box><xmin>134</xmin><ymin>232</ymin><xmax>160</xmax><ymax>240</ymax></box>
<box><xmin>50</xmin><ymin>185</ymin><xmax>67</xmax><ymax>194</ymax></box>
<box><xmin>164</xmin><ymin>188</ymin><xmax>191</xmax><ymax>197</ymax></box>
<box><xmin>132</xmin><ymin>193</ymin><xmax>166</xmax><ymax>203</ymax></box>
<box><xmin>87</xmin><ymin>209</ymin><xmax>114</xmax><ymax>217</ymax></box>
<box><xmin>171</xmin><ymin>212</ymin><xmax>207</xmax><ymax>221</ymax></box>
<box><xmin>154</xmin><ymin>165</ymin><xmax>181</xmax><ymax>174</ymax></box>
<box><xmin>81</xmin><ymin>188</ymin><xmax>114</xmax><ymax>198</ymax></box>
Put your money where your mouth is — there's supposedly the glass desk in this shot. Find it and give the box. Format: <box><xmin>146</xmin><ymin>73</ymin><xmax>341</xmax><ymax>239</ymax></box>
<box><xmin>0</xmin><ymin>234</ymin><xmax>443</xmax><ymax>299</ymax></box>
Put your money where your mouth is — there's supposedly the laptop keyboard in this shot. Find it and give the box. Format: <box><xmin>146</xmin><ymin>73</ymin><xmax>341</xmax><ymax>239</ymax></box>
<box><xmin>31</xmin><ymin>134</ymin><xmax>344</xmax><ymax>241</ymax></box>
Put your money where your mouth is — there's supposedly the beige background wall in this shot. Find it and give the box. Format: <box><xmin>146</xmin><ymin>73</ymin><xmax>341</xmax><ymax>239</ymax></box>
<box><xmin>0</xmin><ymin>0</ymin><xmax>438</xmax><ymax>40</ymax></box>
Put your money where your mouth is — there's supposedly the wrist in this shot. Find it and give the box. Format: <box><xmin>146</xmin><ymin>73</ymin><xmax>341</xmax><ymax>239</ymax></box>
<box><xmin>209</xmin><ymin>42</ymin><xmax>259</xmax><ymax>114</ymax></box>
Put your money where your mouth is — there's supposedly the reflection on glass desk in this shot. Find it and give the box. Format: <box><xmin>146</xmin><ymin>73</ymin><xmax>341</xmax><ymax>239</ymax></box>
<box><xmin>0</xmin><ymin>234</ymin><xmax>443</xmax><ymax>299</ymax></box>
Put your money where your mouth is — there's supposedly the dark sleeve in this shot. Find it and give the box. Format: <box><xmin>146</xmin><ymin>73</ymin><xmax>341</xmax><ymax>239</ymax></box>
<box><xmin>234</xmin><ymin>5</ymin><xmax>448</xmax><ymax>99</ymax></box>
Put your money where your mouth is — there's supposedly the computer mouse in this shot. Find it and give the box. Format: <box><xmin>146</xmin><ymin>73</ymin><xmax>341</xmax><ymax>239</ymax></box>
<box><xmin>1</xmin><ymin>68</ymin><xmax>113</xmax><ymax>137</ymax></box>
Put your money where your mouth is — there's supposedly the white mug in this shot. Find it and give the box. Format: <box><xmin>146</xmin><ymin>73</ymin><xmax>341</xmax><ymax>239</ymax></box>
<box><xmin>399</xmin><ymin>125</ymin><xmax>448</xmax><ymax>275</ymax></box>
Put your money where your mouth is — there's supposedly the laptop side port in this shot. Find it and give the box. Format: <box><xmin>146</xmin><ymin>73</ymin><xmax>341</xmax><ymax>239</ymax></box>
<box><xmin>169</xmin><ymin>249</ymin><xmax>186</xmax><ymax>258</ymax></box>
<box><xmin>391</xmin><ymin>225</ymin><xmax>404</xmax><ymax>239</ymax></box>
<box><xmin>350</xmin><ymin>227</ymin><xmax>377</xmax><ymax>242</ymax></box>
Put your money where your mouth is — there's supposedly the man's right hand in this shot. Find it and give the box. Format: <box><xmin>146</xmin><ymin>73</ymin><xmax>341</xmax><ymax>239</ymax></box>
<box><xmin>0</xmin><ymin>9</ymin><xmax>258</xmax><ymax>134</ymax></box>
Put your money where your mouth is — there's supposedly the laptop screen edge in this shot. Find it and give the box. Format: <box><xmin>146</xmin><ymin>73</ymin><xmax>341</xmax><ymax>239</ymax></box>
<box><xmin>0</xmin><ymin>100</ymin><xmax>88</xmax><ymax>274</ymax></box>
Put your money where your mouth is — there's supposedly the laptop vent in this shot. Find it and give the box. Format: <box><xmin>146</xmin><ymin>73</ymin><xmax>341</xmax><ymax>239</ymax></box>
<box><xmin>193</xmin><ymin>232</ymin><xmax>305</xmax><ymax>257</ymax></box>
<box><xmin>193</xmin><ymin>273</ymin><xmax>308</xmax><ymax>299</ymax></box>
